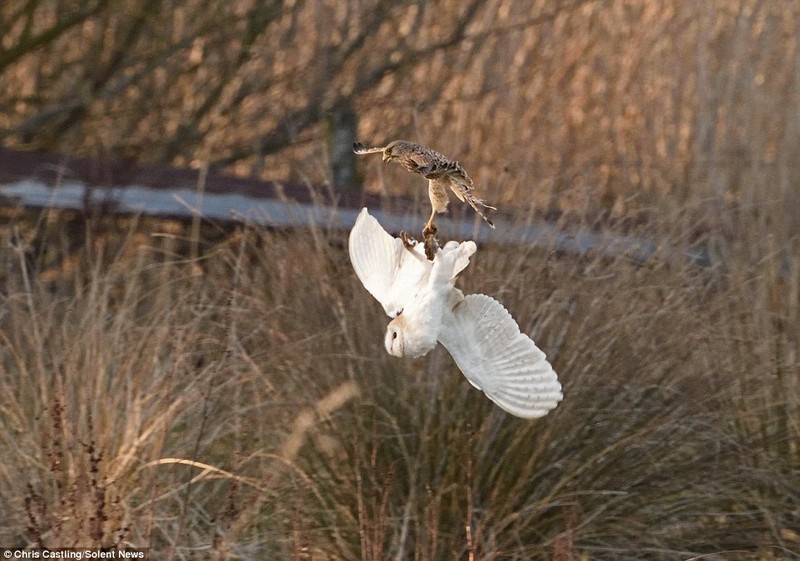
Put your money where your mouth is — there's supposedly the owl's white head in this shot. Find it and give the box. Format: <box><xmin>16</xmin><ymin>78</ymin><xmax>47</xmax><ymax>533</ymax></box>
<box><xmin>384</xmin><ymin>314</ymin><xmax>438</xmax><ymax>358</ymax></box>
<box><xmin>384</xmin><ymin>320</ymin><xmax>404</xmax><ymax>357</ymax></box>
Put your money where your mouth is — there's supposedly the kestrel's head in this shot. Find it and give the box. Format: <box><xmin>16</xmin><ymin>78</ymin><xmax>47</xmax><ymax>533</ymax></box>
<box><xmin>381</xmin><ymin>140</ymin><xmax>405</xmax><ymax>163</ymax></box>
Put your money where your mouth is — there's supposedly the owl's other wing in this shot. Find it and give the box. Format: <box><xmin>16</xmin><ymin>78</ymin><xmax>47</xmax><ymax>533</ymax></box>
<box><xmin>430</xmin><ymin>240</ymin><xmax>477</xmax><ymax>288</ymax></box>
<box><xmin>438</xmin><ymin>294</ymin><xmax>563</xmax><ymax>418</ymax></box>
<box><xmin>349</xmin><ymin>208</ymin><xmax>405</xmax><ymax>310</ymax></box>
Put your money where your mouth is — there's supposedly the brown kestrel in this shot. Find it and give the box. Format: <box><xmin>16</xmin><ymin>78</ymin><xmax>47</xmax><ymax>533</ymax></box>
<box><xmin>353</xmin><ymin>140</ymin><xmax>496</xmax><ymax>238</ymax></box>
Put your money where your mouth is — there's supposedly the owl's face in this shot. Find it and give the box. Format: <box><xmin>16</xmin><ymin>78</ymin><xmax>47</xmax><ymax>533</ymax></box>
<box><xmin>385</xmin><ymin>321</ymin><xmax>404</xmax><ymax>356</ymax></box>
<box><xmin>384</xmin><ymin>315</ymin><xmax>438</xmax><ymax>358</ymax></box>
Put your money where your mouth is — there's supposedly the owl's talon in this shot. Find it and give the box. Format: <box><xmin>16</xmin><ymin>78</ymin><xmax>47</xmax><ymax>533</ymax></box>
<box><xmin>400</xmin><ymin>230</ymin><xmax>417</xmax><ymax>250</ymax></box>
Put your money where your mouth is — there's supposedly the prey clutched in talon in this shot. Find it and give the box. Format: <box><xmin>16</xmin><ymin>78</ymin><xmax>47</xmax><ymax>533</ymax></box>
<box><xmin>422</xmin><ymin>223</ymin><xmax>439</xmax><ymax>261</ymax></box>
<box><xmin>423</xmin><ymin>235</ymin><xmax>439</xmax><ymax>261</ymax></box>
<box><xmin>400</xmin><ymin>230</ymin><xmax>417</xmax><ymax>251</ymax></box>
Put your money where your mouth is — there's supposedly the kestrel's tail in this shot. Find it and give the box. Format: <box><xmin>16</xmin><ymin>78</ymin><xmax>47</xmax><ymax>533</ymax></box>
<box><xmin>353</xmin><ymin>141</ymin><xmax>385</xmax><ymax>154</ymax></box>
<box><xmin>463</xmin><ymin>193</ymin><xmax>496</xmax><ymax>228</ymax></box>
<box><xmin>445</xmin><ymin>164</ymin><xmax>496</xmax><ymax>228</ymax></box>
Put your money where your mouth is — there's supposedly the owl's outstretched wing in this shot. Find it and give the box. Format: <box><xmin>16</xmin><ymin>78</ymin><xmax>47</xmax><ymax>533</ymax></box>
<box><xmin>348</xmin><ymin>208</ymin><xmax>405</xmax><ymax>310</ymax></box>
<box><xmin>438</xmin><ymin>294</ymin><xmax>563</xmax><ymax>418</ymax></box>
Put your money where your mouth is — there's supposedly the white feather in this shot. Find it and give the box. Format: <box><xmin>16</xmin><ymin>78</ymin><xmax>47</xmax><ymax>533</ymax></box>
<box><xmin>348</xmin><ymin>208</ymin><xmax>427</xmax><ymax>317</ymax></box>
<box><xmin>348</xmin><ymin>208</ymin><xmax>402</xmax><ymax>308</ymax></box>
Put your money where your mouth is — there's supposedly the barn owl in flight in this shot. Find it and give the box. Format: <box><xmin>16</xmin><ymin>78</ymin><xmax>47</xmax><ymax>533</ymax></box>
<box><xmin>353</xmin><ymin>140</ymin><xmax>496</xmax><ymax>238</ymax></box>
<box><xmin>349</xmin><ymin>208</ymin><xmax>562</xmax><ymax>419</ymax></box>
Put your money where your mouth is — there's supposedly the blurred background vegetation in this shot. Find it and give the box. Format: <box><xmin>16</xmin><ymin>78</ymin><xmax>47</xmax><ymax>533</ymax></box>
<box><xmin>2</xmin><ymin>1</ymin><xmax>798</xmax><ymax>218</ymax></box>
<box><xmin>0</xmin><ymin>0</ymin><xmax>798</xmax><ymax>559</ymax></box>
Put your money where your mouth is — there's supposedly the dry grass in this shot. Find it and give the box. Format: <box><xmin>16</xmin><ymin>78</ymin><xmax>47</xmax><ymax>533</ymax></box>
<box><xmin>0</xmin><ymin>203</ymin><xmax>796</xmax><ymax>560</ymax></box>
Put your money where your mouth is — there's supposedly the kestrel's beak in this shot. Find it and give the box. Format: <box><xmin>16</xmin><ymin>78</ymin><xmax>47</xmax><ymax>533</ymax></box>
<box><xmin>382</xmin><ymin>152</ymin><xmax>392</xmax><ymax>163</ymax></box>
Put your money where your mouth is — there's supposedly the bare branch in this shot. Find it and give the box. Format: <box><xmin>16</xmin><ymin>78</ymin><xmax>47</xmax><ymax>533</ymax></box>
<box><xmin>0</xmin><ymin>0</ymin><xmax>112</xmax><ymax>72</ymax></box>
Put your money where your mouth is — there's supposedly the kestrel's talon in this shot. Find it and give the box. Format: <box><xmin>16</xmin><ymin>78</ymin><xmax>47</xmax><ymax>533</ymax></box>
<box><xmin>422</xmin><ymin>222</ymin><xmax>438</xmax><ymax>239</ymax></box>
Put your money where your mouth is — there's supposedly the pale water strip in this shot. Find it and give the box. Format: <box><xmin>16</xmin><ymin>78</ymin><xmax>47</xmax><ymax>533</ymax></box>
<box><xmin>1</xmin><ymin>178</ymin><xmax>709</xmax><ymax>266</ymax></box>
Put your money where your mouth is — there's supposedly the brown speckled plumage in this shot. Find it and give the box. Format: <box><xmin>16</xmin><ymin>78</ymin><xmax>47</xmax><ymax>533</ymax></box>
<box><xmin>353</xmin><ymin>140</ymin><xmax>495</xmax><ymax>233</ymax></box>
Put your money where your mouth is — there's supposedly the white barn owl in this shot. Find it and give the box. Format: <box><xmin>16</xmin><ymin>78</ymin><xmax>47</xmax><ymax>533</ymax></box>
<box><xmin>349</xmin><ymin>208</ymin><xmax>563</xmax><ymax>419</ymax></box>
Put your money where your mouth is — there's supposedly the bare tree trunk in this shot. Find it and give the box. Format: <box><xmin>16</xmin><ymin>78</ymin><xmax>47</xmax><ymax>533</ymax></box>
<box><xmin>326</xmin><ymin>105</ymin><xmax>358</xmax><ymax>190</ymax></box>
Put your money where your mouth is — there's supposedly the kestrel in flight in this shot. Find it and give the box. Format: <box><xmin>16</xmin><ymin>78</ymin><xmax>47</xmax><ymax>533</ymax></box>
<box><xmin>353</xmin><ymin>140</ymin><xmax>496</xmax><ymax>238</ymax></box>
<box><xmin>349</xmin><ymin>208</ymin><xmax>562</xmax><ymax>419</ymax></box>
